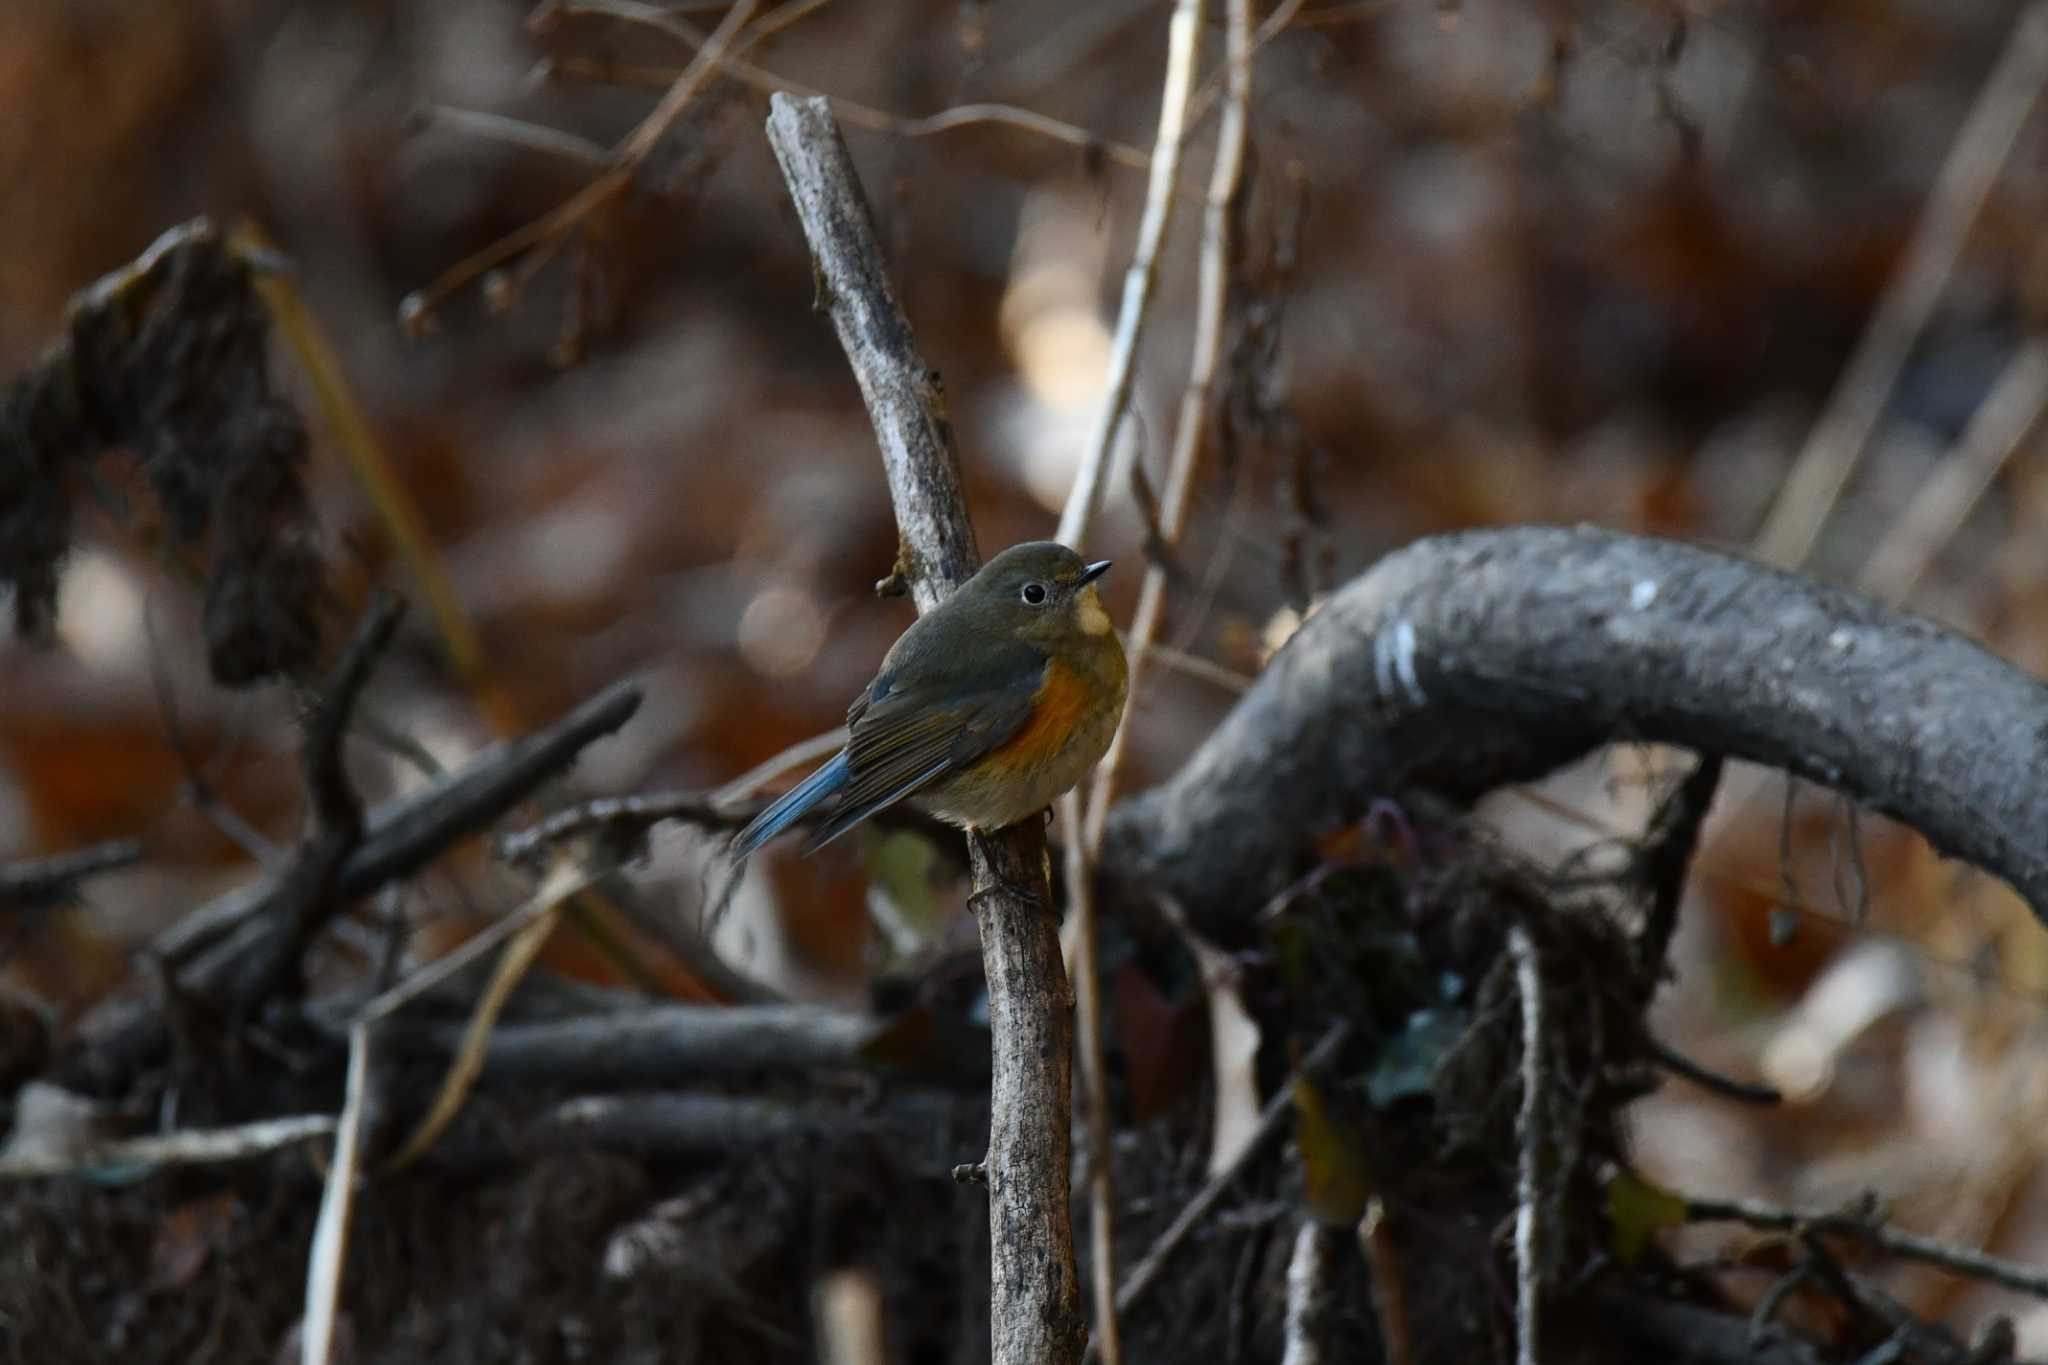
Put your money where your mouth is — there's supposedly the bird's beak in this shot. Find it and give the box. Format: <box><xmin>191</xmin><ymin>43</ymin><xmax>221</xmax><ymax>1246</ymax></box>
<box><xmin>1079</xmin><ymin>560</ymin><xmax>1112</xmax><ymax>585</ymax></box>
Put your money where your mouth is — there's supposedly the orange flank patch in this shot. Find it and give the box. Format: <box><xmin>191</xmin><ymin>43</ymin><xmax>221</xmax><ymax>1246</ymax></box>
<box><xmin>983</xmin><ymin>660</ymin><xmax>1092</xmax><ymax>775</ymax></box>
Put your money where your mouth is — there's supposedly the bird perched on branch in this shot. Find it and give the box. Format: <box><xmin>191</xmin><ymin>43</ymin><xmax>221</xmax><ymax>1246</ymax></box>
<box><xmin>731</xmin><ymin>541</ymin><xmax>1128</xmax><ymax>859</ymax></box>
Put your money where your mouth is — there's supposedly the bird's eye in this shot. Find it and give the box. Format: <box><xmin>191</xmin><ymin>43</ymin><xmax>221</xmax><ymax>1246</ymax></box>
<box><xmin>1020</xmin><ymin>582</ymin><xmax>1048</xmax><ymax>606</ymax></box>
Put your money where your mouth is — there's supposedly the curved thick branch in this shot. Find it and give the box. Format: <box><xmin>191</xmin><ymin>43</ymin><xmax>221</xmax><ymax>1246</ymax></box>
<box><xmin>1106</xmin><ymin>524</ymin><xmax>2048</xmax><ymax>936</ymax></box>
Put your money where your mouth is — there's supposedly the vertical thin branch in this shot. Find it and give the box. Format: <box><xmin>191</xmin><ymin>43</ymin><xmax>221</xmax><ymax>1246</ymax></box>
<box><xmin>815</xmin><ymin>1269</ymin><xmax>888</xmax><ymax>1365</ymax></box>
<box><xmin>1358</xmin><ymin>1199</ymin><xmax>1415</xmax><ymax>1365</ymax></box>
<box><xmin>1750</xmin><ymin>2</ymin><xmax>2048</xmax><ymax>568</ymax></box>
<box><xmin>1062</xmin><ymin>796</ymin><xmax>1122</xmax><ymax>1365</ymax></box>
<box><xmin>1082</xmin><ymin>0</ymin><xmax>1253</xmax><ymax>855</ymax></box>
<box><xmin>302</xmin><ymin>1021</ymin><xmax>370</xmax><ymax>1365</ymax></box>
<box><xmin>1280</xmin><ymin>1220</ymin><xmax>1338</xmax><ymax>1365</ymax></box>
<box><xmin>763</xmin><ymin>93</ymin><xmax>1085</xmax><ymax>1365</ymax></box>
<box><xmin>1509</xmin><ymin>925</ymin><xmax>1545</xmax><ymax>1365</ymax></box>
<box><xmin>1050</xmin><ymin>9</ymin><xmax>1208</xmax><ymax>1357</ymax></box>
<box><xmin>1054</xmin><ymin>0</ymin><xmax>1204</xmax><ymax>552</ymax></box>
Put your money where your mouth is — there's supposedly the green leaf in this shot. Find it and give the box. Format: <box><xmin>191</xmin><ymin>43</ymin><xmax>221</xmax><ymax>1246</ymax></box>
<box><xmin>1604</xmin><ymin>1168</ymin><xmax>1688</xmax><ymax>1266</ymax></box>
<box><xmin>1292</xmin><ymin>1073</ymin><xmax>1372</xmax><ymax>1225</ymax></box>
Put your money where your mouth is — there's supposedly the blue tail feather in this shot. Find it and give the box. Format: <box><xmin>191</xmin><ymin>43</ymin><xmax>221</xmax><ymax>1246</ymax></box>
<box><xmin>730</xmin><ymin>751</ymin><xmax>851</xmax><ymax>860</ymax></box>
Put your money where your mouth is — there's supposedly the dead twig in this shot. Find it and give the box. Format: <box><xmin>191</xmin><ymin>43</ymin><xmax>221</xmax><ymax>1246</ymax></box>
<box><xmin>1060</xmin><ymin>799</ymin><xmax>1123</xmax><ymax>1365</ymax></box>
<box><xmin>301</xmin><ymin>1020</ymin><xmax>370</xmax><ymax>1365</ymax></box>
<box><xmin>1860</xmin><ymin>337</ymin><xmax>2048</xmax><ymax>602</ymax></box>
<box><xmin>1510</xmin><ymin>924</ymin><xmax>1545</xmax><ymax>1365</ymax></box>
<box><xmin>1059</xmin><ymin>8</ymin><xmax>1230</xmax><ymax>1353</ymax></box>
<box><xmin>1686</xmin><ymin>1194</ymin><xmax>2048</xmax><ymax>1301</ymax></box>
<box><xmin>0</xmin><ymin>840</ymin><xmax>143</xmax><ymax>916</ymax></box>
<box><xmin>380</xmin><ymin>1001</ymin><xmax>987</xmax><ymax>1087</ymax></box>
<box><xmin>1751</xmin><ymin>3</ymin><xmax>2048</xmax><ymax>568</ymax></box>
<box><xmin>1641</xmin><ymin>1035</ymin><xmax>1782</xmax><ymax>1106</ymax></box>
<box><xmin>763</xmin><ymin>91</ymin><xmax>1081</xmax><ymax>1365</ymax></box>
<box><xmin>0</xmin><ymin>1112</ymin><xmax>334</xmax><ymax>1180</ymax></box>
<box><xmin>1358</xmin><ymin>1199</ymin><xmax>1415</xmax><ymax>1365</ymax></box>
<box><xmin>544</xmin><ymin>1</ymin><xmax>1151</xmax><ymax>170</ymax></box>
<box><xmin>63</xmin><ymin>682</ymin><xmax>642</xmax><ymax>1097</ymax></box>
<box><xmin>237</xmin><ymin>593</ymin><xmax>406</xmax><ymax>1007</ymax></box>
<box><xmin>1081</xmin><ymin>0</ymin><xmax>1253</xmax><ymax>854</ymax></box>
<box><xmin>240</xmin><ymin>218</ymin><xmax>496</xmax><ymax>713</ymax></box>
<box><xmin>1633</xmin><ymin>753</ymin><xmax>1723</xmax><ymax>992</ymax></box>
<box><xmin>1280</xmin><ymin>1219</ymin><xmax>1339</xmax><ymax>1365</ymax></box>
<box><xmin>1102</xmin><ymin>1023</ymin><xmax>1349</xmax><ymax>1344</ymax></box>
<box><xmin>419</xmin><ymin>104</ymin><xmax>609</xmax><ymax>167</ymax></box>
<box><xmin>161</xmin><ymin>680</ymin><xmax>642</xmax><ymax>968</ymax></box>
<box><xmin>400</xmin><ymin>0</ymin><xmax>759</xmax><ymax>335</ymax></box>
<box><xmin>377</xmin><ymin>862</ymin><xmax>584</xmax><ymax>1170</ymax></box>
<box><xmin>1054</xmin><ymin>0</ymin><xmax>1203</xmax><ymax>550</ymax></box>
<box><xmin>497</xmin><ymin>790</ymin><xmax>741</xmax><ymax>867</ymax></box>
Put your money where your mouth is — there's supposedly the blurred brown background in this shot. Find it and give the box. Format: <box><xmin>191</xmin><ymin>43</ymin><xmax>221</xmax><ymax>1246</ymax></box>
<box><xmin>7</xmin><ymin>0</ymin><xmax>2048</xmax><ymax>1348</ymax></box>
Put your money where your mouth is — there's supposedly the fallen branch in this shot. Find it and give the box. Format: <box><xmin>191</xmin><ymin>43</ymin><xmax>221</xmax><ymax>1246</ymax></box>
<box><xmin>236</xmin><ymin>592</ymin><xmax>405</xmax><ymax>1007</ymax></box>
<box><xmin>386</xmin><ymin>1002</ymin><xmax>989</xmax><ymax>1088</ymax></box>
<box><xmin>1685</xmin><ymin>1193</ymin><xmax>2048</xmax><ymax>1301</ymax></box>
<box><xmin>172</xmin><ymin>679</ymin><xmax>642</xmax><ymax>967</ymax></box>
<box><xmin>764</xmin><ymin>91</ymin><xmax>1083</xmax><ymax>1365</ymax></box>
<box><xmin>61</xmin><ymin>681</ymin><xmax>643</xmax><ymax>1093</ymax></box>
<box><xmin>0</xmin><ymin>1112</ymin><xmax>334</xmax><ymax>1180</ymax></box>
<box><xmin>1596</xmin><ymin>1292</ymin><xmax>1827</xmax><ymax>1365</ymax></box>
<box><xmin>497</xmin><ymin>789</ymin><xmax>740</xmax><ymax>866</ymax></box>
<box><xmin>1107</xmin><ymin>525</ymin><xmax>2048</xmax><ymax>937</ymax></box>
<box><xmin>0</xmin><ymin>840</ymin><xmax>143</xmax><ymax>915</ymax></box>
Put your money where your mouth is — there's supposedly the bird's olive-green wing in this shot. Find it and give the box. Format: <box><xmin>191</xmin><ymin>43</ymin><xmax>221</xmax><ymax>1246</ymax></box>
<box><xmin>805</xmin><ymin>644</ymin><xmax>1049</xmax><ymax>850</ymax></box>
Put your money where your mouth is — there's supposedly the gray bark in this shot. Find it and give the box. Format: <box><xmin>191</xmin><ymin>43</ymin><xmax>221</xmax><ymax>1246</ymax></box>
<box><xmin>765</xmin><ymin>92</ymin><xmax>1086</xmax><ymax>1365</ymax></box>
<box><xmin>1107</xmin><ymin>524</ymin><xmax>2048</xmax><ymax>937</ymax></box>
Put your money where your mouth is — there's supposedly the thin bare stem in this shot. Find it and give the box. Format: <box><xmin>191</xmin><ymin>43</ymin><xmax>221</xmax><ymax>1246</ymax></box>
<box><xmin>239</xmin><ymin>220</ymin><xmax>502</xmax><ymax>722</ymax></box>
<box><xmin>1082</xmin><ymin>0</ymin><xmax>1251</xmax><ymax>855</ymax></box>
<box><xmin>1062</xmin><ymin>793</ymin><xmax>1121</xmax><ymax>1365</ymax></box>
<box><xmin>362</xmin><ymin>859</ymin><xmax>598</xmax><ymax>1022</ymax></box>
<box><xmin>1099</xmin><ymin>1023</ymin><xmax>1349</xmax><ymax>1346</ymax></box>
<box><xmin>1707</xmin><ymin>335</ymin><xmax>2048</xmax><ymax>871</ymax></box>
<box><xmin>1049</xmin><ymin>9</ymin><xmax>1209</xmax><ymax>1354</ymax></box>
<box><xmin>1140</xmin><ymin>641</ymin><xmax>1254</xmax><ymax>694</ymax></box>
<box><xmin>1859</xmin><ymin>336</ymin><xmax>2048</xmax><ymax>602</ymax></box>
<box><xmin>1054</xmin><ymin>0</ymin><xmax>1203</xmax><ymax>552</ymax></box>
<box><xmin>301</xmin><ymin>1022</ymin><xmax>370</xmax><ymax>1365</ymax></box>
<box><xmin>1685</xmin><ymin>1193</ymin><xmax>2048</xmax><ymax>1300</ymax></box>
<box><xmin>0</xmin><ymin>1113</ymin><xmax>334</xmax><ymax>1180</ymax></box>
<box><xmin>715</xmin><ymin>725</ymin><xmax>852</xmax><ymax>803</ymax></box>
<box><xmin>422</xmin><ymin>105</ymin><xmax>610</xmax><ymax>166</ymax></box>
<box><xmin>548</xmin><ymin>1</ymin><xmax>1151</xmax><ymax>169</ymax></box>
<box><xmin>1357</xmin><ymin>1200</ymin><xmax>1416</xmax><ymax>1365</ymax></box>
<box><xmin>402</xmin><ymin>0</ymin><xmax>758</xmax><ymax>330</ymax></box>
<box><xmin>1186</xmin><ymin>0</ymin><xmax>1311</xmax><ymax>132</ymax></box>
<box><xmin>1510</xmin><ymin>923</ymin><xmax>1545</xmax><ymax>1365</ymax></box>
<box><xmin>1750</xmin><ymin>3</ymin><xmax>2048</xmax><ymax>568</ymax></box>
<box><xmin>1280</xmin><ymin>1220</ymin><xmax>1337</xmax><ymax>1365</ymax></box>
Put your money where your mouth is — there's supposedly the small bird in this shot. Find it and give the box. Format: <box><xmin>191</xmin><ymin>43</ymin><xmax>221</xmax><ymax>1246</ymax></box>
<box><xmin>731</xmin><ymin>541</ymin><xmax>1128</xmax><ymax>859</ymax></box>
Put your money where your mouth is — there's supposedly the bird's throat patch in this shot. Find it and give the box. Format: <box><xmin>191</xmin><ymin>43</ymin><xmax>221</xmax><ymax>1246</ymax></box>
<box><xmin>1075</xmin><ymin>585</ymin><xmax>1111</xmax><ymax>636</ymax></box>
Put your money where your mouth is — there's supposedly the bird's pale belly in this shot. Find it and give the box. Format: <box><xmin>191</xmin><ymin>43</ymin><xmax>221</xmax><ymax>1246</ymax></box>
<box><xmin>920</xmin><ymin>682</ymin><xmax>1125</xmax><ymax>832</ymax></box>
